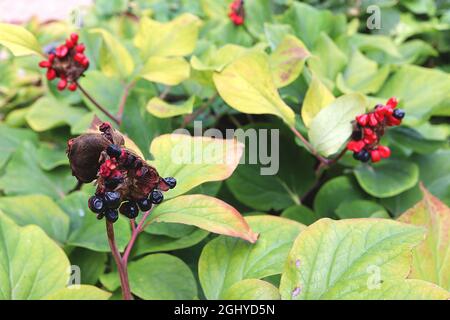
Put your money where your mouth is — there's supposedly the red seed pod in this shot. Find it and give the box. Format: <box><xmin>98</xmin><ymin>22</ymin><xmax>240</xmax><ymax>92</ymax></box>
<box><xmin>368</xmin><ymin>113</ymin><xmax>378</xmax><ymax>126</ymax></box>
<box><xmin>370</xmin><ymin>149</ymin><xmax>381</xmax><ymax>163</ymax></box>
<box><xmin>68</xmin><ymin>82</ymin><xmax>77</xmax><ymax>91</ymax></box>
<box><xmin>70</xmin><ymin>33</ymin><xmax>79</xmax><ymax>44</ymax></box>
<box><xmin>75</xmin><ymin>44</ymin><xmax>85</xmax><ymax>53</ymax></box>
<box><xmin>347</xmin><ymin>140</ymin><xmax>366</xmax><ymax>153</ymax></box>
<box><xmin>378</xmin><ymin>145</ymin><xmax>391</xmax><ymax>158</ymax></box>
<box><xmin>356</xmin><ymin>114</ymin><xmax>369</xmax><ymax>126</ymax></box>
<box><xmin>66</xmin><ymin>39</ymin><xmax>75</xmax><ymax>48</ymax></box>
<box><xmin>386</xmin><ymin>97</ymin><xmax>398</xmax><ymax>109</ymax></box>
<box><xmin>48</xmin><ymin>53</ymin><xmax>55</xmax><ymax>63</ymax></box>
<box><xmin>39</xmin><ymin>60</ymin><xmax>51</xmax><ymax>68</ymax></box>
<box><xmin>57</xmin><ymin>78</ymin><xmax>67</xmax><ymax>90</ymax></box>
<box><xmin>74</xmin><ymin>52</ymin><xmax>85</xmax><ymax>62</ymax></box>
<box><xmin>46</xmin><ymin>68</ymin><xmax>56</xmax><ymax>80</ymax></box>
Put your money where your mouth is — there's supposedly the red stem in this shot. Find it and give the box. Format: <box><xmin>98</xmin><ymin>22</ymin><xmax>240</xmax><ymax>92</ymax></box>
<box><xmin>290</xmin><ymin>126</ymin><xmax>330</xmax><ymax>165</ymax></box>
<box><xmin>122</xmin><ymin>209</ymin><xmax>153</xmax><ymax>265</ymax></box>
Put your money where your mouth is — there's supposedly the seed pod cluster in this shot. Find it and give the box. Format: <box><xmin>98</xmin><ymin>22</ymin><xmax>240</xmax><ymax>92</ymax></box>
<box><xmin>67</xmin><ymin>122</ymin><xmax>176</xmax><ymax>222</ymax></box>
<box><xmin>347</xmin><ymin>97</ymin><xmax>405</xmax><ymax>163</ymax></box>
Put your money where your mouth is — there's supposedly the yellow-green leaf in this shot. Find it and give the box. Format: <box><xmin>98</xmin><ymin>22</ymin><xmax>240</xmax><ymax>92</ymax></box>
<box><xmin>43</xmin><ymin>285</ymin><xmax>111</xmax><ymax>300</ymax></box>
<box><xmin>140</xmin><ymin>56</ymin><xmax>190</xmax><ymax>86</ymax></box>
<box><xmin>398</xmin><ymin>186</ymin><xmax>450</xmax><ymax>290</ymax></box>
<box><xmin>147</xmin><ymin>96</ymin><xmax>195</xmax><ymax>118</ymax></box>
<box><xmin>149</xmin><ymin>134</ymin><xmax>244</xmax><ymax>199</ymax></box>
<box><xmin>90</xmin><ymin>28</ymin><xmax>134</xmax><ymax>78</ymax></box>
<box><xmin>213</xmin><ymin>52</ymin><xmax>296</xmax><ymax>127</ymax></box>
<box><xmin>280</xmin><ymin>218</ymin><xmax>426</xmax><ymax>300</ymax></box>
<box><xmin>222</xmin><ymin>279</ymin><xmax>281</xmax><ymax>300</ymax></box>
<box><xmin>0</xmin><ymin>23</ymin><xmax>42</xmax><ymax>57</ymax></box>
<box><xmin>191</xmin><ymin>44</ymin><xmax>248</xmax><ymax>72</ymax></box>
<box><xmin>134</xmin><ymin>14</ymin><xmax>201</xmax><ymax>59</ymax></box>
<box><xmin>148</xmin><ymin>194</ymin><xmax>258</xmax><ymax>243</ymax></box>
<box><xmin>308</xmin><ymin>93</ymin><xmax>367</xmax><ymax>156</ymax></box>
<box><xmin>269</xmin><ymin>35</ymin><xmax>310</xmax><ymax>88</ymax></box>
<box><xmin>301</xmin><ymin>75</ymin><xmax>335</xmax><ymax>128</ymax></box>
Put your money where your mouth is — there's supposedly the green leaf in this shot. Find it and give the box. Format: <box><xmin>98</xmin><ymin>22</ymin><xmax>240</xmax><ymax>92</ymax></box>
<box><xmin>146</xmin><ymin>96</ymin><xmax>195</xmax><ymax>118</ymax></box>
<box><xmin>342</xmin><ymin>279</ymin><xmax>449</xmax><ymax>300</ymax></box>
<box><xmin>279</xmin><ymin>218</ymin><xmax>426</xmax><ymax>299</ymax></box>
<box><xmin>149</xmin><ymin>134</ymin><xmax>244</xmax><ymax>199</ymax></box>
<box><xmin>0</xmin><ymin>214</ymin><xmax>70</xmax><ymax>299</ymax></box>
<box><xmin>90</xmin><ymin>28</ymin><xmax>134</xmax><ymax>78</ymax></box>
<box><xmin>140</xmin><ymin>56</ymin><xmax>190</xmax><ymax>86</ymax></box>
<box><xmin>307</xmin><ymin>32</ymin><xmax>348</xmax><ymax>85</ymax></box>
<box><xmin>308</xmin><ymin>93</ymin><xmax>367</xmax><ymax>157</ymax></box>
<box><xmin>148</xmin><ymin>194</ymin><xmax>258</xmax><ymax>243</ymax></box>
<box><xmin>412</xmin><ymin>150</ymin><xmax>450</xmax><ymax>205</ymax></box>
<box><xmin>0</xmin><ymin>142</ymin><xmax>75</xmax><ymax>199</ymax></box>
<box><xmin>336</xmin><ymin>50</ymin><xmax>390</xmax><ymax>94</ymax></box>
<box><xmin>134</xmin><ymin>228</ymin><xmax>209</xmax><ymax>256</ymax></box>
<box><xmin>79</xmin><ymin>71</ymin><xmax>124</xmax><ymax>115</ymax></box>
<box><xmin>264</xmin><ymin>23</ymin><xmax>295</xmax><ymax>50</ymax></box>
<box><xmin>0</xmin><ymin>23</ymin><xmax>42</xmax><ymax>56</ymax></box>
<box><xmin>346</xmin><ymin>34</ymin><xmax>401</xmax><ymax>57</ymax></box>
<box><xmin>222</xmin><ymin>279</ymin><xmax>281</xmax><ymax>300</ymax></box>
<box><xmin>26</xmin><ymin>96</ymin><xmax>87</xmax><ymax>132</ymax></box>
<box><xmin>314</xmin><ymin>176</ymin><xmax>368</xmax><ymax>218</ymax></box>
<box><xmin>59</xmin><ymin>191</ymin><xmax>131</xmax><ymax>252</ymax></box>
<box><xmin>354</xmin><ymin>160</ymin><xmax>419</xmax><ymax>198</ymax></box>
<box><xmin>37</xmin><ymin>143</ymin><xmax>69</xmax><ymax>170</ymax></box>
<box><xmin>281</xmin><ymin>205</ymin><xmax>320</xmax><ymax>226</ymax></box>
<box><xmin>269</xmin><ymin>35</ymin><xmax>310</xmax><ymax>88</ymax></box>
<box><xmin>335</xmin><ymin>200</ymin><xmax>389</xmax><ymax>219</ymax></box>
<box><xmin>398</xmin><ymin>187</ymin><xmax>450</xmax><ymax>290</ymax></box>
<box><xmin>301</xmin><ymin>75</ymin><xmax>335</xmax><ymax>128</ymax></box>
<box><xmin>43</xmin><ymin>285</ymin><xmax>111</xmax><ymax>300</ymax></box>
<box><xmin>0</xmin><ymin>195</ymin><xmax>69</xmax><ymax>244</ymax></box>
<box><xmin>134</xmin><ymin>14</ymin><xmax>201</xmax><ymax>59</ymax></box>
<box><xmin>388</xmin><ymin>126</ymin><xmax>448</xmax><ymax>155</ymax></box>
<box><xmin>213</xmin><ymin>52</ymin><xmax>296</xmax><ymax>127</ymax></box>
<box><xmin>199</xmin><ymin>215</ymin><xmax>305</xmax><ymax>299</ymax></box>
<box><xmin>129</xmin><ymin>253</ymin><xmax>197</xmax><ymax>300</ymax></box>
<box><xmin>0</xmin><ymin>125</ymin><xmax>38</xmax><ymax>169</ymax></box>
<box><xmin>190</xmin><ymin>44</ymin><xmax>248</xmax><ymax>72</ymax></box>
<box><xmin>377</xmin><ymin>65</ymin><xmax>450</xmax><ymax>125</ymax></box>
<box><xmin>69</xmin><ymin>248</ymin><xmax>107</xmax><ymax>285</ymax></box>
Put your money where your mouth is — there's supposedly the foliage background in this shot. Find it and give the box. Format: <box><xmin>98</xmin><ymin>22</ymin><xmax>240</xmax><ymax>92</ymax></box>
<box><xmin>0</xmin><ymin>0</ymin><xmax>449</xmax><ymax>300</ymax></box>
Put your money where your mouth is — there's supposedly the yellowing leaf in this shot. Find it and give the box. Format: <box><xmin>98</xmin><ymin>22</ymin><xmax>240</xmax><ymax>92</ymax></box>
<box><xmin>140</xmin><ymin>56</ymin><xmax>190</xmax><ymax>86</ymax></box>
<box><xmin>0</xmin><ymin>23</ymin><xmax>42</xmax><ymax>57</ymax></box>
<box><xmin>134</xmin><ymin>14</ymin><xmax>201</xmax><ymax>59</ymax></box>
<box><xmin>398</xmin><ymin>186</ymin><xmax>450</xmax><ymax>290</ymax></box>
<box><xmin>149</xmin><ymin>195</ymin><xmax>258</xmax><ymax>243</ymax></box>
<box><xmin>301</xmin><ymin>75</ymin><xmax>335</xmax><ymax>128</ymax></box>
<box><xmin>308</xmin><ymin>93</ymin><xmax>367</xmax><ymax>156</ymax></box>
<box><xmin>269</xmin><ymin>35</ymin><xmax>310</xmax><ymax>88</ymax></box>
<box><xmin>191</xmin><ymin>44</ymin><xmax>248</xmax><ymax>72</ymax></box>
<box><xmin>147</xmin><ymin>96</ymin><xmax>195</xmax><ymax>118</ymax></box>
<box><xmin>213</xmin><ymin>52</ymin><xmax>296</xmax><ymax>127</ymax></box>
<box><xmin>90</xmin><ymin>28</ymin><xmax>134</xmax><ymax>78</ymax></box>
<box><xmin>222</xmin><ymin>279</ymin><xmax>281</xmax><ymax>300</ymax></box>
<box><xmin>149</xmin><ymin>134</ymin><xmax>244</xmax><ymax>198</ymax></box>
<box><xmin>43</xmin><ymin>285</ymin><xmax>111</xmax><ymax>300</ymax></box>
<box><xmin>280</xmin><ymin>218</ymin><xmax>426</xmax><ymax>300</ymax></box>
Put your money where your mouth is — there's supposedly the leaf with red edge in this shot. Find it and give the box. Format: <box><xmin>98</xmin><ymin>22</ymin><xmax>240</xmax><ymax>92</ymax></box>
<box><xmin>398</xmin><ymin>185</ymin><xmax>450</xmax><ymax>290</ymax></box>
<box><xmin>148</xmin><ymin>194</ymin><xmax>258</xmax><ymax>243</ymax></box>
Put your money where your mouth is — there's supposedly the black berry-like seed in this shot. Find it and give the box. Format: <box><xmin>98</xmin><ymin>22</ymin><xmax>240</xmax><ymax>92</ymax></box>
<box><xmin>105</xmin><ymin>176</ymin><xmax>123</xmax><ymax>190</ymax></box>
<box><xmin>393</xmin><ymin>109</ymin><xmax>405</xmax><ymax>120</ymax></box>
<box><xmin>359</xmin><ymin>150</ymin><xmax>371</xmax><ymax>162</ymax></box>
<box><xmin>119</xmin><ymin>201</ymin><xmax>139</xmax><ymax>219</ymax></box>
<box><xmin>96</xmin><ymin>213</ymin><xmax>104</xmax><ymax>220</ymax></box>
<box><xmin>353</xmin><ymin>151</ymin><xmax>362</xmax><ymax>161</ymax></box>
<box><xmin>137</xmin><ymin>198</ymin><xmax>152</xmax><ymax>211</ymax></box>
<box><xmin>104</xmin><ymin>191</ymin><xmax>121</xmax><ymax>209</ymax></box>
<box><xmin>351</xmin><ymin>129</ymin><xmax>363</xmax><ymax>141</ymax></box>
<box><xmin>88</xmin><ymin>195</ymin><xmax>105</xmax><ymax>214</ymax></box>
<box><xmin>106</xmin><ymin>144</ymin><xmax>122</xmax><ymax>158</ymax></box>
<box><xmin>105</xmin><ymin>208</ymin><xmax>119</xmax><ymax>223</ymax></box>
<box><xmin>150</xmin><ymin>190</ymin><xmax>164</xmax><ymax>204</ymax></box>
<box><xmin>163</xmin><ymin>177</ymin><xmax>177</xmax><ymax>189</ymax></box>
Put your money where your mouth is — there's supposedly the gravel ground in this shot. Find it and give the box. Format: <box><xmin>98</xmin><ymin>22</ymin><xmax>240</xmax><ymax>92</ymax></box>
<box><xmin>0</xmin><ymin>0</ymin><xmax>92</xmax><ymax>23</ymax></box>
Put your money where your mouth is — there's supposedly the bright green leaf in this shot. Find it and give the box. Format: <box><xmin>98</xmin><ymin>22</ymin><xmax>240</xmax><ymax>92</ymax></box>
<box><xmin>146</xmin><ymin>96</ymin><xmax>195</xmax><ymax>118</ymax></box>
<box><xmin>222</xmin><ymin>279</ymin><xmax>281</xmax><ymax>300</ymax></box>
<box><xmin>0</xmin><ymin>23</ymin><xmax>42</xmax><ymax>56</ymax></box>
<box><xmin>43</xmin><ymin>285</ymin><xmax>111</xmax><ymax>300</ymax></box>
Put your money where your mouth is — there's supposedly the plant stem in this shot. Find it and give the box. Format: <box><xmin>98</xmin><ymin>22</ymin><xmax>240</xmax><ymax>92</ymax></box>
<box><xmin>122</xmin><ymin>209</ymin><xmax>152</xmax><ymax>265</ymax></box>
<box><xmin>182</xmin><ymin>94</ymin><xmax>217</xmax><ymax>128</ymax></box>
<box><xmin>76</xmin><ymin>81</ymin><xmax>121</xmax><ymax>126</ymax></box>
<box><xmin>106</xmin><ymin>221</ymin><xmax>132</xmax><ymax>300</ymax></box>
<box><xmin>290</xmin><ymin>126</ymin><xmax>330</xmax><ymax>166</ymax></box>
<box><xmin>117</xmin><ymin>80</ymin><xmax>136</xmax><ymax>122</ymax></box>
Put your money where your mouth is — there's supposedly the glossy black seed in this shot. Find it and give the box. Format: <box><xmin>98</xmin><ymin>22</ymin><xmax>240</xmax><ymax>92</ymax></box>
<box><xmin>393</xmin><ymin>109</ymin><xmax>405</xmax><ymax>120</ymax></box>
<box><xmin>137</xmin><ymin>198</ymin><xmax>152</xmax><ymax>211</ymax></box>
<box><xmin>163</xmin><ymin>177</ymin><xmax>177</xmax><ymax>189</ymax></box>
<box><xmin>105</xmin><ymin>176</ymin><xmax>123</xmax><ymax>190</ymax></box>
<box><xmin>150</xmin><ymin>190</ymin><xmax>164</xmax><ymax>204</ymax></box>
<box><xmin>88</xmin><ymin>195</ymin><xmax>105</xmax><ymax>214</ymax></box>
<box><xmin>105</xmin><ymin>208</ymin><xmax>119</xmax><ymax>223</ymax></box>
<box><xmin>359</xmin><ymin>150</ymin><xmax>371</xmax><ymax>162</ymax></box>
<box><xmin>353</xmin><ymin>152</ymin><xmax>362</xmax><ymax>161</ymax></box>
<box><xmin>123</xmin><ymin>154</ymin><xmax>137</xmax><ymax>169</ymax></box>
<box><xmin>119</xmin><ymin>201</ymin><xmax>139</xmax><ymax>219</ymax></box>
<box><xmin>104</xmin><ymin>191</ymin><xmax>121</xmax><ymax>209</ymax></box>
<box><xmin>351</xmin><ymin>129</ymin><xmax>363</xmax><ymax>141</ymax></box>
<box><xmin>106</xmin><ymin>144</ymin><xmax>122</xmax><ymax>158</ymax></box>
<box><xmin>96</xmin><ymin>213</ymin><xmax>104</xmax><ymax>220</ymax></box>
